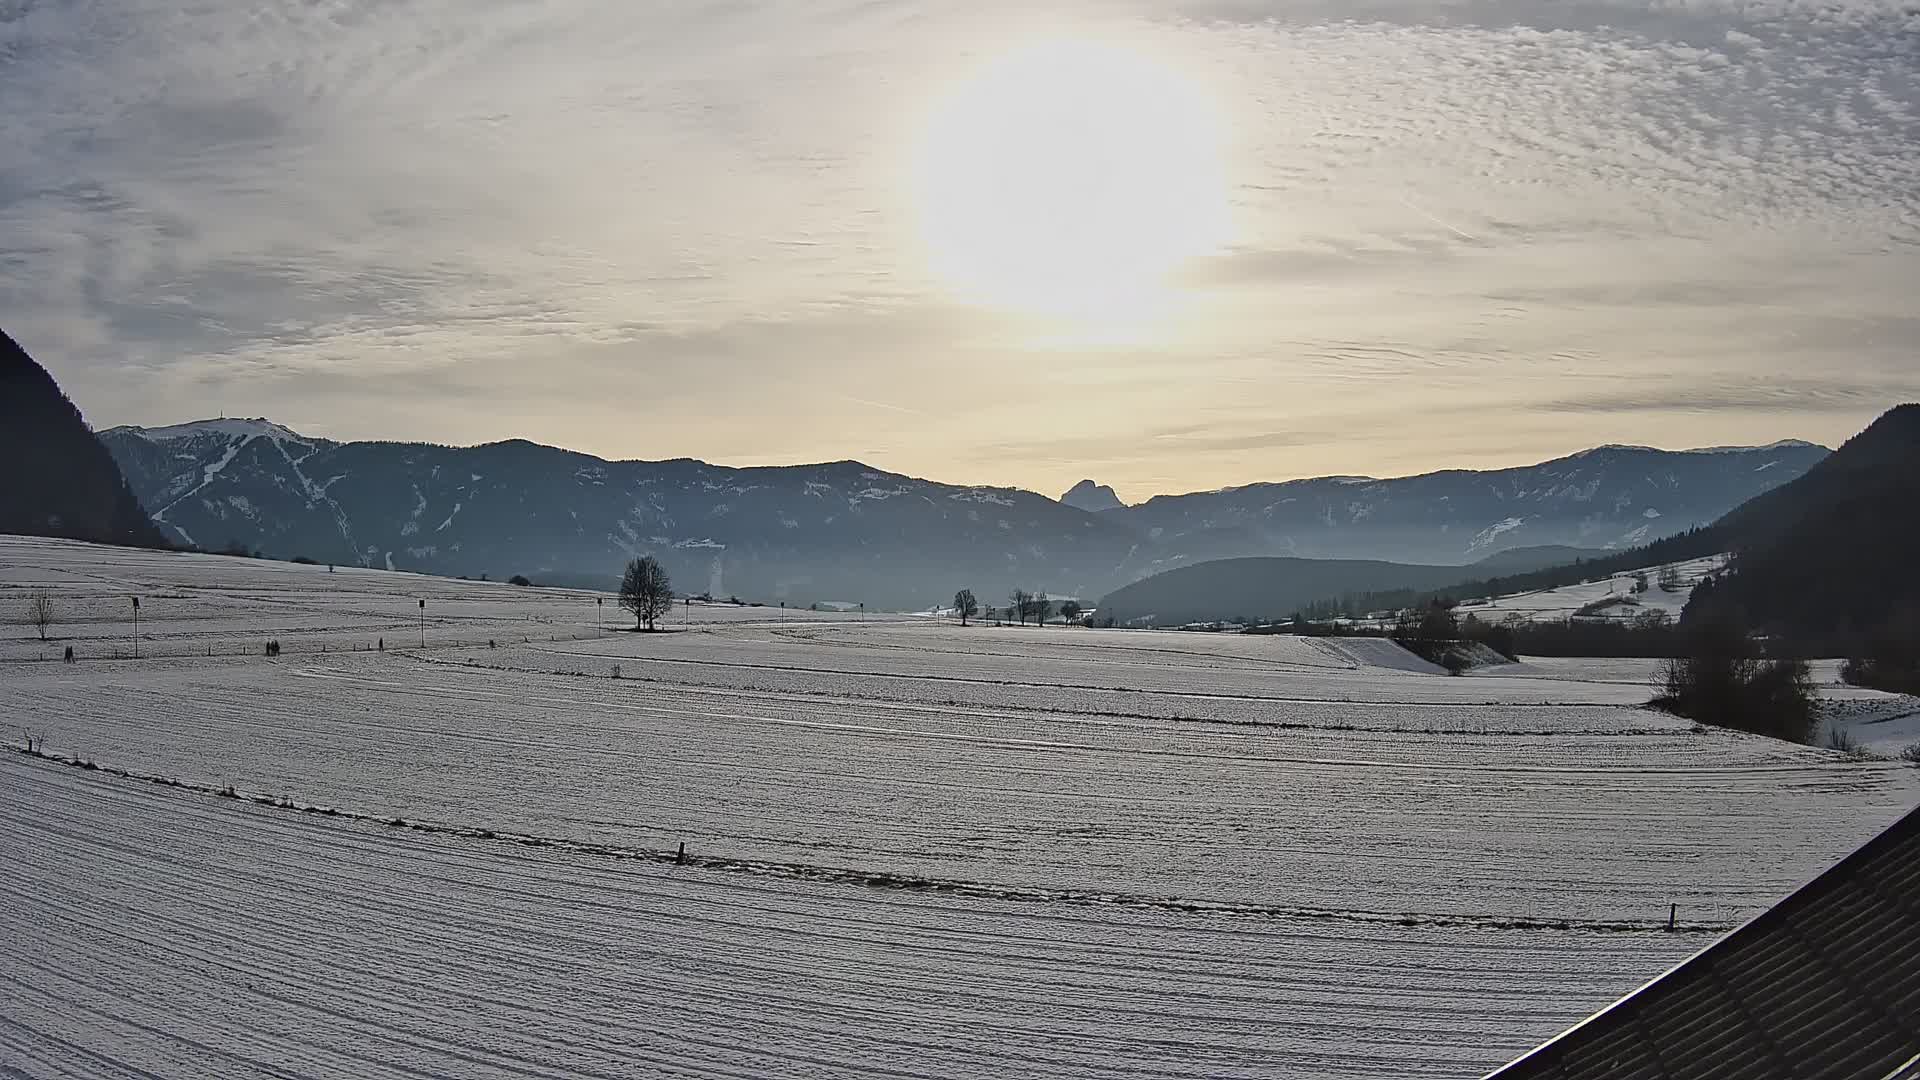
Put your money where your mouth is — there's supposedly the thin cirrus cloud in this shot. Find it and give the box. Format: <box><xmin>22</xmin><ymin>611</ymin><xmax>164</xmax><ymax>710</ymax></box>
<box><xmin>0</xmin><ymin>0</ymin><xmax>1914</xmax><ymax>500</ymax></box>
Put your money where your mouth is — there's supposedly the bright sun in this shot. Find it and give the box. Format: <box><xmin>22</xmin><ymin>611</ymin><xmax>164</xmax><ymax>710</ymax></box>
<box><xmin>912</xmin><ymin>39</ymin><xmax>1231</xmax><ymax>330</ymax></box>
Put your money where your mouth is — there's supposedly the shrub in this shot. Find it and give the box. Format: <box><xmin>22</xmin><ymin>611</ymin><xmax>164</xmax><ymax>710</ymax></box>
<box><xmin>508</xmin><ymin>575</ymin><xmax>532</xmax><ymax>587</ymax></box>
<box><xmin>1840</xmin><ymin>647</ymin><xmax>1920</xmax><ymax>696</ymax></box>
<box><xmin>1393</xmin><ymin>600</ymin><xmax>1458</xmax><ymax>642</ymax></box>
<box><xmin>1458</xmin><ymin>615</ymin><xmax>1518</xmax><ymax>660</ymax></box>
<box><xmin>1824</xmin><ymin>725</ymin><xmax>1860</xmax><ymax>754</ymax></box>
<box><xmin>1653</xmin><ymin>616</ymin><xmax>1816</xmax><ymax>744</ymax></box>
<box><xmin>1439</xmin><ymin>649</ymin><xmax>1472</xmax><ymax>676</ymax></box>
<box><xmin>1901</xmin><ymin>743</ymin><xmax>1920</xmax><ymax>765</ymax></box>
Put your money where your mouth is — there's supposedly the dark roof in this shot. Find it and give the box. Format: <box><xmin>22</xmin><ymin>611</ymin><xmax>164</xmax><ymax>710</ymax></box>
<box><xmin>1487</xmin><ymin>802</ymin><xmax>1920</xmax><ymax>1080</ymax></box>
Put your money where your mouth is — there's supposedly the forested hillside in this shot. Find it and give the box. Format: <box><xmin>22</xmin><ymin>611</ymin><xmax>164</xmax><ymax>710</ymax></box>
<box><xmin>1701</xmin><ymin>404</ymin><xmax>1920</xmax><ymax>649</ymax></box>
<box><xmin>0</xmin><ymin>328</ymin><xmax>166</xmax><ymax>549</ymax></box>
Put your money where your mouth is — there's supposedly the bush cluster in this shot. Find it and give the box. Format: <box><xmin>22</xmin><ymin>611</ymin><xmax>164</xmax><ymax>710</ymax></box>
<box><xmin>1653</xmin><ymin>617</ymin><xmax>1815</xmax><ymax>744</ymax></box>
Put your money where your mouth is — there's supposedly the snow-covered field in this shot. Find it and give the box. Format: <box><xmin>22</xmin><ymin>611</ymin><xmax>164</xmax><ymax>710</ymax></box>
<box><xmin>1453</xmin><ymin>554</ymin><xmax>1725</xmax><ymax>624</ymax></box>
<box><xmin>0</xmin><ymin>535</ymin><xmax>847</xmax><ymax>664</ymax></box>
<box><xmin>1485</xmin><ymin>657</ymin><xmax>1920</xmax><ymax>754</ymax></box>
<box><xmin>4</xmin><ymin>535</ymin><xmax>1918</xmax><ymax>1079</ymax></box>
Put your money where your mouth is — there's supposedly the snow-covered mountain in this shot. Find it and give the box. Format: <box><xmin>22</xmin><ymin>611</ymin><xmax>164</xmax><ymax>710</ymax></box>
<box><xmin>1113</xmin><ymin>441</ymin><xmax>1830</xmax><ymax>567</ymax></box>
<box><xmin>98</xmin><ymin>419</ymin><xmax>1827</xmax><ymax>607</ymax></box>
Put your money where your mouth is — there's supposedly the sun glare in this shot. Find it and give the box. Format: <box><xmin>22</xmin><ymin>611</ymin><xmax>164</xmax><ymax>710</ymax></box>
<box><xmin>912</xmin><ymin>39</ymin><xmax>1231</xmax><ymax>331</ymax></box>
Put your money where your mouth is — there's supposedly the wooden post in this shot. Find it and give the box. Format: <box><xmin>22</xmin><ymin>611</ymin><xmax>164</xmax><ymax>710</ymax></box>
<box><xmin>1668</xmin><ymin>903</ymin><xmax>1676</xmax><ymax>932</ymax></box>
<box><xmin>676</xmin><ymin>842</ymin><xmax>686</xmax><ymax>866</ymax></box>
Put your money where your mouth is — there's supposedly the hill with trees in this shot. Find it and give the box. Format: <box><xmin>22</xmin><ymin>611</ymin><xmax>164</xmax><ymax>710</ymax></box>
<box><xmin>0</xmin><ymin>328</ymin><xmax>166</xmax><ymax>549</ymax></box>
<box><xmin>1696</xmin><ymin>403</ymin><xmax>1920</xmax><ymax>652</ymax></box>
<box><xmin>1284</xmin><ymin>528</ymin><xmax>1725</xmax><ymax>622</ymax></box>
<box><xmin>1285</xmin><ymin>404</ymin><xmax>1920</xmax><ymax>679</ymax></box>
<box><xmin>1096</xmin><ymin>556</ymin><xmax>1472</xmax><ymax>627</ymax></box>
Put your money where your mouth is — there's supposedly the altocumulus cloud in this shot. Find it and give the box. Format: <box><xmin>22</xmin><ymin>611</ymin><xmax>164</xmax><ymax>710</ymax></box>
<box><xmin>1</xmin><ymin>0</ymin><xmax>1915</xmax><ymax>499</ymax></box>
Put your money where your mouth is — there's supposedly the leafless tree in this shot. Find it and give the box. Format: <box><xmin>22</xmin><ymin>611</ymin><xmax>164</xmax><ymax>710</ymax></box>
<box><xmin>26</xmin><ymin>593</ymin><xmax>53</xmax><ymax>642</ymax></box>
<box><xmin>1058</xmin><ymin>599</ymin><xmax>1083</xmax><ymax>624</ymax></box>
<box><xmin>1009</xmin><ymin>588</ymin><xmax>1032</xmax><ymax>626</ymax></box>
<box><xmin>620</xmin><ymin>557</ymin><xmax>674</xmax><ymax>631</ymax></box>
<box><xmin>953</xmin><ymin>589</ymin><xmax>979</xmax><ymax>627</ymax></box>
<box><xmin>1031</xmin><ymin>592</ymin><xmax>1053</xmax><ymax>626</ymax></box>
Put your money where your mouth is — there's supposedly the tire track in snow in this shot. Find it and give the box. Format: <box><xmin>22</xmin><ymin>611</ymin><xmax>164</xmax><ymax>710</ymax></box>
<box><xmin>6</xmin><ymin>747</ymin><xmax>1731</xmax><ymax>936</ymax></box>
<box><xmin>2</xmin><ymin>752</ymin><xmax>1691</xmax><ymax>1080</ymax></box>
<box><xmin>17</xmin><ymin>652</ymin><xmax>1909</xmax><ymax>925</ymax></box>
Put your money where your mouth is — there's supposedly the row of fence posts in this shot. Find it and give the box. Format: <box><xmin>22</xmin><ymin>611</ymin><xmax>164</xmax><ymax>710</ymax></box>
<box><xmin>48</xmin><ymin>587</ymin><xmax>788</xmax><ymax>661</ymax></box>
<box><xmin>54</xmin><ymin>593</ymin><xmax>620</xmax><ymax>660</ymax></box>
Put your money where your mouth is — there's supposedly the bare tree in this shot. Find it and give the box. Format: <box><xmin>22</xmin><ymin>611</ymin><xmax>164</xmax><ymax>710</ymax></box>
<box><xmin>26</xmin><ymin>593</ymin><xmax>53</xmax><ymax>642</ymax></box>
<box><xmin>619</xmin><ymin>557</ymin><xmax>674</xmax><ymax>631</ymax></box>
<box><xmin>1058</xmin><ymin>599</ymin><xmax>1083</xmax><ymax>624</ymax></box>
<box><xmin>953</xmin><ymin>589</ymin><xmax>979</xmax><ymax>627</ymax></box>
<box><xmin>1029</xmin><ymin>592</ymin><xmax>1052</xmax><ymax>626</ymax></box>
<box><xmin>1009</xmin><ymin>589</ymin><xmax>1032</xmax><ymax>627</ymax></box>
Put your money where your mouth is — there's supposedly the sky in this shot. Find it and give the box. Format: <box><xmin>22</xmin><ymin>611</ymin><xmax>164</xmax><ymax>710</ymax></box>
<box><xmin>2</xmin><ymin>0</ymin><xmax>1916</xmax><ymax>501</ymax></box>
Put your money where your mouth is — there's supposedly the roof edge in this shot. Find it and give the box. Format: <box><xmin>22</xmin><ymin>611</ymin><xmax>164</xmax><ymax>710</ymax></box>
<box><xmin>1485</xmin><ymin>796</ymin><xmax>1920</xmax><ymax>1077</ymax></box>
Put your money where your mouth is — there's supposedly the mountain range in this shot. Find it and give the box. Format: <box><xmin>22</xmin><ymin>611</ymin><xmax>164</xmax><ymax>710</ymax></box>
<box><xmin>98</xmin><ymin>418</ymin><xmax>1827</xmax><ymax>608</ymax></box>
<box><xmin>1100</xmin><ymin>404</ymin><xmax>1920</xmax><ymax>636</ymax></box>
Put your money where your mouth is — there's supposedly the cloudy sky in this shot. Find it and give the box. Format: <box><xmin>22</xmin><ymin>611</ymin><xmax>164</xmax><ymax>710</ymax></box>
<box><xmin>2</xmin><ymin>0</ymin><xmax>1916</xmax><ymax>499</ymax></box>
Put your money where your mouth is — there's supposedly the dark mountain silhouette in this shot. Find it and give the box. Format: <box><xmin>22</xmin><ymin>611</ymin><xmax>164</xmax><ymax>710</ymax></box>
<box><xmin>1110</xmin><ymin>441</ymin><xmax>1826</xmax><ymax>565</ymax></box>
<box><xmin>1234</xmin><ymin>405</ymin><xmax>1919</xmax><ymax>645</ymax></box>
<box><xmin>1700</xmin><ymin>404</ymin><xmax>1920</xmax><ymax>644</ymax></box>
<box><xmin>0</xmin><ymin>329</ymin><xmax>166</xmax><ymax>549</ymax></box>
<box><xmin>101</xmin><ymin>418</ymin><xmax>1823</xmax><ymax>609</ymax></box>
<box><xmin>101</xmin><ymin>420</ymin><xmax>1135</xmax><ymax>607</ymax></box>
<box><xmin>1060</xmin><ymin>479</ymin><xmax>1125</xmax><ymax>513</ymax></box>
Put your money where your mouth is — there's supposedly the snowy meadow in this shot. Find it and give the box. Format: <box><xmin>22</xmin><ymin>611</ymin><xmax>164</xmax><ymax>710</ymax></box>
<box><xmin>3</xmin><ymin>535</ymin><xmax>1916</xmax><ymax>1079</ymax></box>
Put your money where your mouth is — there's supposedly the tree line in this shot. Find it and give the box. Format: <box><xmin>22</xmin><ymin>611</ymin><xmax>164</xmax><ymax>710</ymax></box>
<box><xmin>948</xmin><ymin>588</ymin><xmax>1083</xmax><ymax>627</ymax></box>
